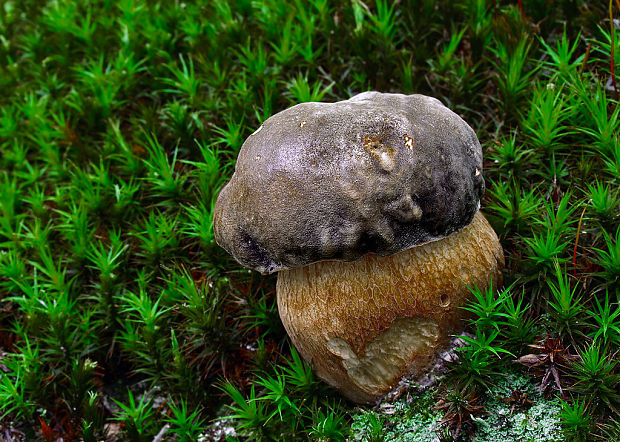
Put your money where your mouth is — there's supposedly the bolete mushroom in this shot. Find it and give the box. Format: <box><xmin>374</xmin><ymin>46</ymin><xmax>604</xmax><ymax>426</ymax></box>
<box><xmin>213</xmin><ymin>92</ymin><xmax>504</xmax><ymax>403</ymax></box>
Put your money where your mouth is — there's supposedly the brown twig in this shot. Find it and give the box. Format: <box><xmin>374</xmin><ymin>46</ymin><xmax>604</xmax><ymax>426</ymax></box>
<box><xmin>580</xmin><ymin>42</ymin><xmax>592</xmax><ymax>75</ymax></box>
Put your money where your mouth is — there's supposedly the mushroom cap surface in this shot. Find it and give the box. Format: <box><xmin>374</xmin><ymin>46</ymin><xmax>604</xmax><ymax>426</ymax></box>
<box><xmin>214</xmin><ymin>92</ymin><xmax>484</xmax><ymax>274</ymax></box>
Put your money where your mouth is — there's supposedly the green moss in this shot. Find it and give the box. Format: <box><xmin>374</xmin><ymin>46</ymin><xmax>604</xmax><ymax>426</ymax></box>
<box><xmin>0</xmin><ymin>0</ymin><xmax>617</xmax><ymax>439</ymax></box>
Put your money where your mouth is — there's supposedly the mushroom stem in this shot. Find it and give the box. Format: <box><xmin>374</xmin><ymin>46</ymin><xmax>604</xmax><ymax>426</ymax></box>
<box><xmin>276</xmin><ymin>211</ymin><xmax>504</xmax><ymax>403</ymax></box>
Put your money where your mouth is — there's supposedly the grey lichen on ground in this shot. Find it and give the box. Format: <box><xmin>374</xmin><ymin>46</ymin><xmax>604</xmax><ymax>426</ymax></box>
<box><xmin>350</xmin><ymin>393</ymin><xmax>444</xmax><ymax>442</ymax></box>
<box><xmin>472</xmin><ymin>371</ymin><xmax>563</xmax><ymax>442</ymax></box>
<box><xmin>349</xmin><ymin>370</ymin><xmax>563</xmax><ymax>441</ymax></box>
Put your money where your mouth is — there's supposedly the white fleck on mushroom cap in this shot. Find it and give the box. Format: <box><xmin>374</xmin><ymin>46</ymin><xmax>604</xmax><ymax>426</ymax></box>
<box><xmin>213</xmin><ymin>92</ymin><xmax>484</xmax><ymax>274</ymax></box>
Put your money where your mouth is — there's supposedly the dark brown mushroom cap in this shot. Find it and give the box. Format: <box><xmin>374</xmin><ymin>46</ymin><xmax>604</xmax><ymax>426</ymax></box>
<box><xmin>214</xmin><ymin>92</ymin><xmax>484</xmax><ymax>274</ymax></box>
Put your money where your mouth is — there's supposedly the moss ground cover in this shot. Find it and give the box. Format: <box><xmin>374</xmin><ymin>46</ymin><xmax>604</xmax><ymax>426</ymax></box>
<box><xmin>0</xmin><ymin>0</ymin><xmax>618</xmax><ymax>440</ymax></box>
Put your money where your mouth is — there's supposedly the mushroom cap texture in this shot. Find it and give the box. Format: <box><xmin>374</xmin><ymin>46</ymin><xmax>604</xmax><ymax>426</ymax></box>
<box><xmin>276</xmin><ymin>211</ymin><xmax>504</xmax><ymax>403</ymax></box>
<box><xmin>214</xmin><ymin>92</ymin><xmax>484</xmax><ymax>274</ymax></box>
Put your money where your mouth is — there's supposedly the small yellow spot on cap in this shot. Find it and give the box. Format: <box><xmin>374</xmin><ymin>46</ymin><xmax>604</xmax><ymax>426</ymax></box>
<box><xmin>403</xmin><ymin>134</ymin><xmax>414</xmax><ymax>150</ymax></box>
<box><xmin>299</xmin><ymin>121</ymin><xmax>306</xmax><ymax>128</ymax></box>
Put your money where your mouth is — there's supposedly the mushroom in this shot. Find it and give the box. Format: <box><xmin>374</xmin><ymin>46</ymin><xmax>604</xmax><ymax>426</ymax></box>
<box><xmin>213</xmin><ymin>92</ymin><xmax>504</xmax><ymax>403</ymax></box>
